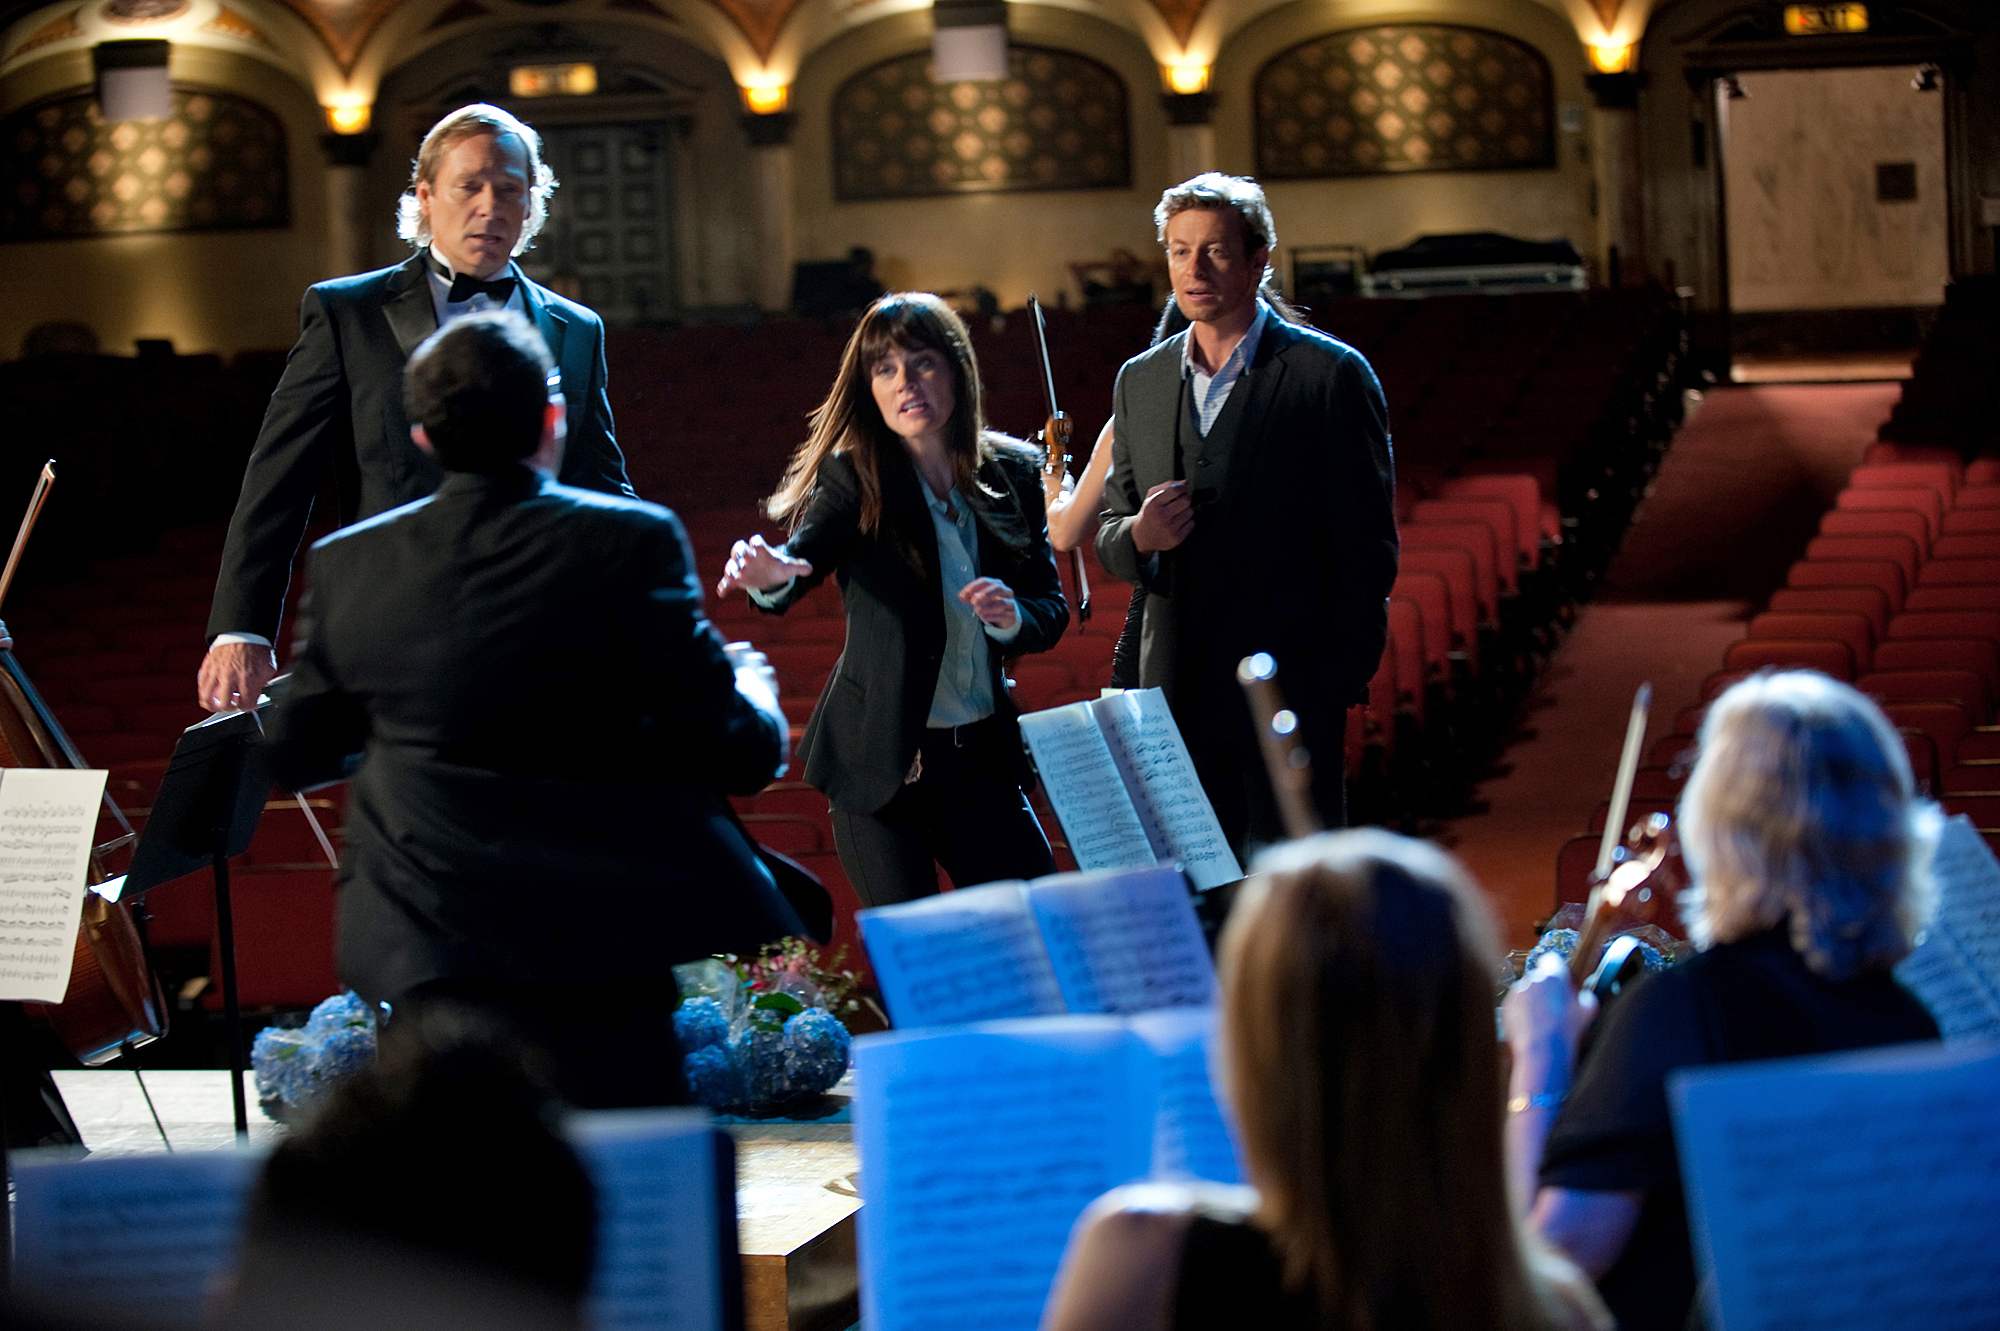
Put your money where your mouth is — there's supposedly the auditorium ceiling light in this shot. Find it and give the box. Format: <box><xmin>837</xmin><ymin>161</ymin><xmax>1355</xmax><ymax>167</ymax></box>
<box><xmin>742</xmin><ymin>83</ymin><xmax>789</xmax><ymax>114</ymax></box>
<box><xmin>324</xmin><ymin>103</ymin><xmax>371</xmax><ymax>134</ymax></box>
<box><xmin>1166</xmin><ymin>63</ymin><xmax>1210</xmax><ymax>94</ymax></box>
<box><xmin>1588</xmin><ymin>43</ymin><xmax>1633</xmax><ymax>75</ymax></box>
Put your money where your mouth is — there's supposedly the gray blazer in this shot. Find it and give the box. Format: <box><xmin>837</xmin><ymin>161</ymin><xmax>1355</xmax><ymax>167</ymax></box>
<box><xmin>207</xmin><ymin>252</ymin><xmax>633</xmax><ymax>644</ymax></box>
<box><xmin>1096</xmin><ymin>316</ymin><xmax>1397</xmax><ymax>729</ymax></box>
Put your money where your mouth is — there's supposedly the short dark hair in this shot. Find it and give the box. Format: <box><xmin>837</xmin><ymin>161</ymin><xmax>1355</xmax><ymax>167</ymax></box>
<box><xmin>404</xmin><ymin>310</ymin><xmax>553</xmax><ymax>471</ymax></box>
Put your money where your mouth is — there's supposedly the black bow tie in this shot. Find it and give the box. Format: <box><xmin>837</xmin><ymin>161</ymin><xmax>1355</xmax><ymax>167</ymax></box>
<box><xmin>446</xmin><ymin>271</ymin><xmax>517</xmax><ymax>305</ymax></box>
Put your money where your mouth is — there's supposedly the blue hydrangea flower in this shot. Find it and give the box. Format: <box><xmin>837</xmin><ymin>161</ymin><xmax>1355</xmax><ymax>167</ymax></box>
<box><xmin>311</xmin><ymin>1023</ymin><xmax>375</xmax><ymax>1082</ymax></box>
<box><xmin>781</xmin><ymin>1008</ymin><xmax>850</xmax><ymax>1096</ymax></box>
<box><xmin>674</xmin><ymin>996</ymin><xmax>730</xmax><ymax>1051</ymax></box>
<box><xmin>733</xmin><ymin>1027</ymin><xmax>791</xmax><ymax>1105</ymax></box>
<box><xmin>685</xmin><ymin>1044</ymin><xmax>743</xmax><ymax>1110</ymax></box>
<box><xmin>1523</xmin><ymin>928</ymin><xmax>1580</xmax><ymax>974</ymax></box>
<box><xmin>252</xmin><ymin>1027</ymin><xmax>312</xmax><ymax>1103</ymax></box>
<box><xmin>306</xmin><ymin>990</ymin><xmax>374</xmax><ymax>1035</ymax></box>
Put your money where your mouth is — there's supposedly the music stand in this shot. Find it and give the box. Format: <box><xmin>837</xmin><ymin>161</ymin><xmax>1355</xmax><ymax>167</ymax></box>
<box><xmin>125</xmin><ymin>708</ymin><xmax>271</xmax><ymax>1139</ymax></box>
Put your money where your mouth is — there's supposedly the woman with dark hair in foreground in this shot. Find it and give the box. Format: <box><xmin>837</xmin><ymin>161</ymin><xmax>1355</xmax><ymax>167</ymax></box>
<box><xmin>716</xmin><ymin>293</ymin><xmax>1066</xmax><ymax>906</ymax></box>
<box><xmin>1507</xmin><ymin>670</ymin><xmax>1941</xmax><ymax>1331</ymax></box>
<box><xmin>1042</xmin><ymin>829</ymin><xmax>1608</xmax><ymax>1331</ymax></box>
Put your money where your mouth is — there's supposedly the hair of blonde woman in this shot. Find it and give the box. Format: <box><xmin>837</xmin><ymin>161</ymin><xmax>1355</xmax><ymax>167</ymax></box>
<box><xmin>1152</xmin><ymin>172</ymin><xmax>1302</xmax><ymax>324</ymax></box>
<box><xmin>1217</xmin><ymin>829</ymin><xmax>1584</xmax><ymax>1331</ymax></box>
<box><xmin>766</xmin><ymin>293</ymin><xmax>1000</xmax><ymax>538</ymax></box>
<box><xmin>396</xmin><ymin>104</ymin><xmax>557</xmax><ymax>254</ymax></box>
<box><xmin>1677</xmin><ymin>670</ymin><xmax>1939</xmax><ymax>980</ymax></box>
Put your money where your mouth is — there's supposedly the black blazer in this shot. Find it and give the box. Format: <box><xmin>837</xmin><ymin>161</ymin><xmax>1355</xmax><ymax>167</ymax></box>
<box><xmin>1097</xmin><ymin>316</ymin><xmax>1397</xmax><ymax>722</ymax></box>
<box><xmin>262</xmin><ymin>467</ymin><xmax>804</xmax><ymax>1002</ymax></box>
<box><xmin>760</xmin><ymin>440</ymin><xmax>1067</xmax><ymax>814</ymax></box>
<box><xmin>207</xmin><ymin>252</ymin><xmax>634</xmax><ymax>644</ymax></box>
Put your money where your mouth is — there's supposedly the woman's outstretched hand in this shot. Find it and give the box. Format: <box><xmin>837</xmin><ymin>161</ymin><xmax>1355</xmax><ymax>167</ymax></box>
<box><xmin>959</xmin><ymin>576</ymin><xmax>1019</xmax><ymax>631</ymax></box>
<box><xmin>717</xmin><ymin>535</ymin><xmax>814</xmax><ymax>597</ymax></box>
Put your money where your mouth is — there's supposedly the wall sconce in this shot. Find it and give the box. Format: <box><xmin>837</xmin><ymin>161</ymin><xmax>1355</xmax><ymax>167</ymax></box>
<box><xmin>1720</xmin><ymin>73</ymin><xmax>1747</xmax><ymax>100</ymax></box>
<box><xmin>1588</xmin><ymin>44</ymin><xmax>1633</xmax><ymax>75</ymax></box>
<box><xmin>933</xmin><ymin>0</ymin><xmax>1008</xmax><ymax>82</ymax></box>
<box><xmin>94</xmin><ymin>40</ymin><xmax>172</xmax><ymax>122</ymax></box>
<box><xmin>1166</xmin><ymin>63</ymin><xmax>1210</xmax><ymax>95</ymax></box>
<box><xmin>509</xmin><ymin>62</ymin><xmax>598</xmax><ymax>98</ymax></box>
<box><xmin>1912</xmin><ymin>63</ymin><xmax>1940</xmax><ymax>93</ymax></box>
<box><xmin>742</xmin><ymin>83</ymin><xmax>789</xmax><ymax>114</ymax></box>
<box><xmin>324</xmin><ymin>103</ymin><xmax>371</xmax><ymax>134</ymax></box>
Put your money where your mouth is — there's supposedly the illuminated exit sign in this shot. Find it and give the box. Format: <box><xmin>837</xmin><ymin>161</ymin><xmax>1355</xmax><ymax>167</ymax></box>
<box><xmin>1783</xmin><ymin>3</ymin><xmax>1869</xmax><ymax>34</ymax></box>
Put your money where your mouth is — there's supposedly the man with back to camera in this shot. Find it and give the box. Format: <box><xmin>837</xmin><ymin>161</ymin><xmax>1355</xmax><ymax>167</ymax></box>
<box><xmin>197</xmin><ymin>103</ymin><xmax>633</xmax><ymax>714</ymax></box>
<box><xmin>1095</xmin><ymin>173</ymin><xmax>1397</xmax><ymax>853</ymax></box>
<box><xmin>260</xmin><ymin>309</ymin><xmax>805</xmax><ymax>1108</ymax></box>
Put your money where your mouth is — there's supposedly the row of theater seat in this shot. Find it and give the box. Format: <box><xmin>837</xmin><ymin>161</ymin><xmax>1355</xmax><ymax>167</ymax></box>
<box><xmin>1555</xmin><ymin>445</ymin><xmax>2000</xmax><ymax>911</ymax></box>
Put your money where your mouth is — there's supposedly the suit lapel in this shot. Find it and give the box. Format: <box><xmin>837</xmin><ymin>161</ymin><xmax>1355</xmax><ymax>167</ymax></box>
<box><xmin>1221</xmin><ymin>319</ymin><xmax>1293</xmax><ymax>500</ymax></box>
<box><xmin>382</xmin><ymin>254</ymin><xmax>438</xmax><ymax>359</ymax></box>
<box><xmin>518</xmin><ymin>266</ymin><xmax>570</xmax><ymax>378</ymax></box>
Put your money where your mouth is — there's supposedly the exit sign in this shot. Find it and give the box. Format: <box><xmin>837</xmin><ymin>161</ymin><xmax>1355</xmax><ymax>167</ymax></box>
<box><xmin>1783</xmin><ymin>3</ymin><xmax>1869</xmax><ymax>34</ymax></box>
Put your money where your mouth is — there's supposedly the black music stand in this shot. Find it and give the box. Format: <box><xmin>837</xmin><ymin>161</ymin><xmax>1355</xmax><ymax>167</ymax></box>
<box><xmin>125</xmin><ymin>708</ymin><xmax>270</xmax><ymax>1140</ymax></box>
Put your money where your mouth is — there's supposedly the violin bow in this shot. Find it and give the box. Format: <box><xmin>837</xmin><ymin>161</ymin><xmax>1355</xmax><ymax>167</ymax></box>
<box><xmin>1028</xmin><ymin>294</ymin><xmax>1090</xmax><ymax>623</ymax></box>
<box><xmin>1569</xmin><ymin>682</ymin><xmax>1653</xmax><ymax>988</ymax></box>
<box><xmin>1237</xmin><ymin>651</ymin><xmax>1322</xmax><ymax>841</ymax></box>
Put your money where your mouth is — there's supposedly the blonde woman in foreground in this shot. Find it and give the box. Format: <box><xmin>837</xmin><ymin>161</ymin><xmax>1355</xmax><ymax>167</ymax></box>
<box><xmin>1041</xmin><ymin>829</ymin><xmax>1609</xmax><ymax>1331</ymax></box>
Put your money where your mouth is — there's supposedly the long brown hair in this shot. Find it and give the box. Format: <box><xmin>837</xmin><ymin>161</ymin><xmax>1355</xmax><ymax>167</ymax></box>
<box><xmin>1219</xmin><ymin>830</ymin><xmax>1580</xmax><ymax>1331</ymax></box>
<box><xmin>767</xmin><ymin>293</ymin><xmax>997</xmax><ymax>536</ymax></box>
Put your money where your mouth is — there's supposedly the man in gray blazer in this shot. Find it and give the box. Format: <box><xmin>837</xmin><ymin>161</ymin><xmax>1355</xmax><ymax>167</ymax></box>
<box><xmin>198</xmin><ymin>103</ymin><xmax>632</xmax><ymax>714</ymax></box>
<box><xmin>1096</xmin><ymin>174</ymin><xmax>1397</xmax><ymax>851</ymax></box>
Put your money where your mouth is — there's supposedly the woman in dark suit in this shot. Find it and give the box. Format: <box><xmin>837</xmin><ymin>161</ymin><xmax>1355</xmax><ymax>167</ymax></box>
<box><xmin>716</xmin><ymin>293</ymin><xmax>1067</xmax><ymax>906</ymax></box>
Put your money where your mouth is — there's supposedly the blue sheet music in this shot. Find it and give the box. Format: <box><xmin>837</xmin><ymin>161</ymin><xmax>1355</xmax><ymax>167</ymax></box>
<box><xmin>569</xmin><ymin>1109</ymin><xmax>726</xmax><ymax>1331</ymax></box>
<box><xmin>1897</xmin><ymin>816</ymin><xmax>2000</xmax><ymax>1039</ymax></box>
<box><xmin>1130</xmin><ymin>1008</ymin><xmax>1241</xmax><ymax>1184</ymax></box>
<box><xmin>858</xmin><ymin>882</ymin><xmax>1065</xmax><ymax>1028</ymax></box>
<box><xmin>1670</xmin><ymin>1040</ymin><xmax>2000</xmax><ymax>1331</ymax></box>
<box><xmin>1028</xmin><ymin>865</ymin><xmax>1215</xmax><ymax>1014</ymax></box>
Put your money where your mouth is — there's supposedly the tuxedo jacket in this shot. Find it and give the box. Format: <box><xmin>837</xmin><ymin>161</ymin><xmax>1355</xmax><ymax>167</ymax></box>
<box><xmin>261</xmin><ymin>467</ymin><xmax>804</xmax><ymax>1003</ymax></box>
<box><xmin>1096</xmin><ymin>317</ymin><xmax>1397</xmax><ymax>742</ymax></box>
<box><xmin>760</xmin><ymin>441</ymin><xmax>1067</xmax><ymax>814</ymax></box>
<box><xmin>208</xmin><ymin>252</ymin><xmax>633</xmax><ymax>644</ymax></box>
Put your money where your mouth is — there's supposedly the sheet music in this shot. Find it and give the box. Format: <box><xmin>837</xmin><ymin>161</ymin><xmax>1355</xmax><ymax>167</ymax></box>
<box><xmin>1018</xmin><ymin>703</ymin><xmax>1158</xmax><ymax>871</ymax></box>
<box><xmin>569</xmin><ymin>1109</ymin><xmax>726</xmax><ymax>1331</ymax></box>
<box><xmin>0</xmin><ymin>766</ymin><xmax>109</xmax><ymax>1002</ymax></box>
<box><xmin>1027</xmin><ymin>865</ymin><xmax>1216</xmax><ymax>1014</ymax></box>
<box><xmin>1896</xmin><ymin>816</ymin><xmax>2000</xmax><ymax>1039</ymax></box>
<box><xmin>1092</xmin><ymin>691</ymin><xmax>1242</xmax><ymax>890</ymax></box>
<box><xmin>1130</xmin><ymin>1008</ymin><xmax>1241</xmax><ymax>1184</ymax></box>
<box><xmin>1669</xmin><ymin>1040</ymin><xmax>2000</xmax><ymax>1331</ymax></box>
<box><xmin>858</xmin><ymin>883</ymin><xmax>1067</xmax><ymax>1027</ymax></box>
<box><xmin>11</xmin><ymin>1146</ymin><xmax>261</xmax><ymax>1324</ymax></box>
<box><xmin>856</xmin><ymin>1018</ymin><xmax>1156</xmax><ymax>1331</ymax></box>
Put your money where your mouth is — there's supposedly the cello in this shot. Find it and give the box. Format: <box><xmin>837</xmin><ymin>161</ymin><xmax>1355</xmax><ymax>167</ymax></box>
<box><xmin>1</xmin><ymin>463</ymin><xmax>169</xmax><ymax>1068</ymax></box>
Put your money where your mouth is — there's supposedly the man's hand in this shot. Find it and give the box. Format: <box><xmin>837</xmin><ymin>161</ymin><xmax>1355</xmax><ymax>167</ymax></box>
<box><xmin>716</xmin><ymin>535</ymin><xmax>813</xmax><ymax>597</ymax></box>
<box><xmin>197</xmin><ymin>641</ymin><xmax>278</xmax><ymax>713</ymax></box>
<box><xmin>1131</xmin><ymin>480</ymin><xmax>1194</xmax><ymax>555</ymax></box>
<box><xmin>0</xmin><ymin>619</ymin><xmax>12</xmax><ymax>653</ymax></box>
<box><xmin>958</xmin><ymin>577</ymin><xmax>1019</xmax><ymax>631</ymax></box>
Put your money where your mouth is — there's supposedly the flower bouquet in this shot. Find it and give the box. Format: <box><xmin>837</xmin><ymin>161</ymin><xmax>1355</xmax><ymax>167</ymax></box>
<box><xmin>251</xmin><ymin>990</ymin><xmax>378</xmax><ymax>1121</ymax></box>
<box><xmin>673</xmin><ymin>939</ymin><xmax>859</xmax><ymax>1117</ymax></box>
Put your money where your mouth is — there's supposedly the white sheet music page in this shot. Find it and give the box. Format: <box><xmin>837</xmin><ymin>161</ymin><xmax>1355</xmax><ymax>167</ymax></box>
<box><xmin>1091</xmin><ymin>690</ymin><xmax>1242</xmax><ymax>889</ymax></box>
<box><xmin>1027</xmin><ymin>864</ymin><xmax>1216</xmax><ymax>1014</ymax></box>
<box><xmin>1669</xmin><ymin>1040</ymin><xmax>2000</xmax><ymax>1331</ymax></box>
<box><xmin>1129</xmin><ymin>1008</ymin><xmax>1241</xmax><ymax>1184</ymax></box>
<box><xmin>1896</xmin><ymin>816</ymin><xmax>2000</xmax><ymax>1039</ymax></box>
<box><xmin>0</xmin><ymin>766</ymin><xmax>109</xmax><ymax>1002</ymax></box>
<box><xmin>12</xmin><ymin>1145</ymin><xmax>262</xmax><ymax>1324</ymax></box>
<box><xmin>1017</xmin><ymin>702</ymin><xmax>1158</xmax><ymax>870</ymax></box>
<box><xmin>855</xmin><ymin>1018</ymin><xmax>1157</xmax><ymax>1331</ymax></box>
<box><xmin>858</xmin><ymin>882</ymin><xmax>1067</xmax><ymax>1028</ymax></box>
<box><xmin>568</xmin><ymin>1109</ymin><xmax>726</xmax><ymax>1331</ymax></box>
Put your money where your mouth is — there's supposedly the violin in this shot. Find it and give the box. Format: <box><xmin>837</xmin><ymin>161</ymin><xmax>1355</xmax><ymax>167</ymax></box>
<box><xmin>2</xmin><ymin>463</ymin><xmax>168</xmax><ymax>1064</ymax></box>
<box><xmin>1569</xmin><ymin>683</ymin><xmax>1685</xmax><ymax>997</ymax></box>
<box><xmin>1028</xmin><ymin>294</ymin><xmax>1091</xmax><ymax>623</ymax></box>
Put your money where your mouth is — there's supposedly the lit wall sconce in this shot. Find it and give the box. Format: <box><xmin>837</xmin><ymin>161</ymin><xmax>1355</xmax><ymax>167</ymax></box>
<box><xmin>1588</xmin><ymin>44</ymin><xmax>1633</xmax><ymax>75</ymax></box>
<box><xmin>1166</xmin><ymin>63</ymin><xmax>1210</xmax><ymax>95</ymax></box>
<box><xmin>742</xmin><ymin>83</ymin><xmax>789</xmax><ymax>114</ymax></box>
<box><xmin>1912</xmin><ymin>63</ymin><xmax>1941</xmax><ymax>92</ymax></box>
<box><xmin>324</xmin><ymin>103</ymin><xmax>372</xmax><ymax>134</ymax></box>
<box><xmin>933</xmin><ymin>0</ymin><xmax>1008</xmax><ymax>83</ymax></box>
<box><xmin>94</xmin><ymin>40</ymin><xmax>172</xmax><ymax>122</ymax></box>
<box><xmin>509</xmin><ymin>62</ymin><xmax>598</xmax><ymax>98</ymax></box>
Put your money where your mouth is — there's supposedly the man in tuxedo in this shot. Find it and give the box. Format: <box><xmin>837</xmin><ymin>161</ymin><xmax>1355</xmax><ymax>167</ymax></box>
<box><xmin>1096</xmin><ymin>174</ymin><xmax>1397</xmax><ymax>852</ymax></box>
<box><xmin>261</xmin><ymin>310</ymin><xmax>803</xmax><ymax>1107</ymax></box>
<box><xmin>198</xmin><ymin>103</ymin><xmax>632</xmax><ymax>714</ymax></box>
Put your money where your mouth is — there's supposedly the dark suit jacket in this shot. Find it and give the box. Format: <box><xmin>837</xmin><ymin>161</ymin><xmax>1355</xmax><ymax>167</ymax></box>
<box><xmin>1097</xmin><ymin>316</ymin><xmax>1397</xmax><ymax>740</ymax></box>
<box><xmin>759</xmin><ymin>440</ymin><xmax>1067</xmax><ymax>814</ymax></box>
<box><xmin>261</xmin><ymin>466</ymin><xmax>804</xmax><ymax>1003</ymax></box>
<box><xmin>208</xmin><ymin>252</ymin><xmax>634</xmax><ymax>644</ymax></box>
